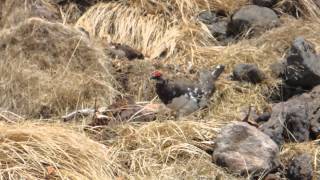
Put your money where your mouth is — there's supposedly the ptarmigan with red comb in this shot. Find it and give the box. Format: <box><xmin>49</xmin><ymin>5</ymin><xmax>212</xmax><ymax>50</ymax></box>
<box><xmin>151</xmin><ymin>64</ymin><xmax>225</xmax><ymax>117</ymax></box>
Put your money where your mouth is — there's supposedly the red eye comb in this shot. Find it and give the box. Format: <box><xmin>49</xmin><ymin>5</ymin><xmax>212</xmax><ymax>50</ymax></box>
<box><xmin>151</xmin><ymin>71</ymin><xmax>162</xmax><ymax>77</ymax></box>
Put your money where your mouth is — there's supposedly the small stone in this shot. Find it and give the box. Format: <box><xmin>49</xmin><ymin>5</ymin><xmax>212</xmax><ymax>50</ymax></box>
<box><xmin>232</xmin><ymin>64</ymin><xmax>265</xmax><ymax>84</ymax></box>
<box><xmin>287</xmin><ymin>153</ymin><xmax>313</xmax><ymax>180</ymax></box>
<box><xmin>212</xmin><ymin>122</ymin><xmax>279</xmax><ymax>175</ymax></box>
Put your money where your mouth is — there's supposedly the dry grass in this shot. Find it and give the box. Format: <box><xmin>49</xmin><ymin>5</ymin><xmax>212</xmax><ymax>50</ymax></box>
<box><xmin>128</xmin><ymin>0</ymin><xmax>249</xmax><ymax>17</ymax></box>
<box><xmin>0</xmin><ymin>17</ymin><xmax>116</xmax><ymax>118</ymax></box>
<box><xmin>276</xmin><ymin>0</ymin><xmax>320</xmax><ymax>18</ymax></box>
<box><xmin>0</xmin><ymin>121</ymin><xmax>124</xmax><ymax>179</ymax></box>
<box><xmin>75</xmin><ymin>2</ymin><xmax>184</xmax><ymax>59</ymax></box>
<box><xmin>89</xmin><ymin>120</ymin><xmax>240</xmax><ymax>179</ymax></box>
<box><xmin>1</xmin><ymin>0</ymin><xmax>320</xmax><ymax>179</ymax></box>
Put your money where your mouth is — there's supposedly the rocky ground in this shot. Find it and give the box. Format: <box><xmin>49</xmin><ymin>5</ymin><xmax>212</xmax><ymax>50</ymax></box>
<box><xmin>0</xmin><ymin>0</ymin><xmax>320</xmax><ymax>179</ymax></box>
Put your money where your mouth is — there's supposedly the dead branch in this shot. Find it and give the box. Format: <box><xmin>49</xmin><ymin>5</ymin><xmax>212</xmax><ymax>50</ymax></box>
<box><xmin>0</xmin><ymin>110</ymin><xmax>25</xmax><ymax>123</ymax></box>
<box><xmin>62</xmin><ymin>108</ymin><xmax>95</xmax><ymax>121</ymax></box>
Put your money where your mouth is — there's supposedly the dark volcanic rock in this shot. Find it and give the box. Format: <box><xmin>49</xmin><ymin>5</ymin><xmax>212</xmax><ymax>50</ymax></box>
<box><xmin>260</xmin><ymin>97</ymin><xmax>310</xmax><ymax>146</ymax></box>
<box><xmin>198</xmin><ymin>10</ymin><xmax>229</xmax><ymax>42</ymax></box>
<box><xmin>252</xmin><ymin>0</ymin><xmax>278</xmax><ymax>8</ymax></box>
<box><xmin>282</xmin><ymin>37</ymin><xmax>320</xmax><ymax>89</ymax></box>
<box><xmin>269</xmin><ymin>37</ymin><xmax>320</xmax><ymax>101</ymax></box>
<box><xmin>228</xmin><ymin>5</ymin><xmax>279</xmax><ymax>36</ymax></box>
<box><xmin>306</xmin><ymin>86</ymin><xmax>320</xmax><ymax>138</ymax></box>
<box><xmin>267</xmin><ymin>82</ymin><xmax>306</xmax><ymax>102</ymax></box>
<box><xmin>232</xmin><ymin>64</ymin><xmax>265</xmax><ymax>84</ymax></box>
<box><xmin>212</xmin><ymin>122</ymin><xmax>279</xmax><ymax>175</ymax></box>
<box><xmin>261</xmin><ymin>85</ymin><xmax>320</xmax><ymax>145</ymax></box>
<box><xmin>287</xmin><ymin>153</ymin><xmax>313</xmax><ymax>180</ymax></box>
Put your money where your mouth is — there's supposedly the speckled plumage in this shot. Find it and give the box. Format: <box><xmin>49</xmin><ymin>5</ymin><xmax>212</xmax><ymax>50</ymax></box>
<box><xmin>152</xmin><ymin>65</ymin><xmax>225</xmax><ymax>117</ymax></box>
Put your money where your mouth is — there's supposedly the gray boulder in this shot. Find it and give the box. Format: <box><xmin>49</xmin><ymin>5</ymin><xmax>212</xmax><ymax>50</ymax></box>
<box><xmin>261</xmin><ymin>85</ymin><xmax>320</xmax><ymax>145</ymax></box>
<box><xmin>228</xmin><ymin>5</ymin><xmax>279</xmax><ymax>36</ymax></box>
<box><xmin>252</xmin><ymin>0</ymin><xmax>278</xmax><ymax>7</ymax></box>
<box><xmin>212</xmin><ymin>122</ymin><xmax>279</xmax><ymax>175</ymax></box>
<box><xmin>287</xmin><ymin>153</ymin><xmax>313</xmax><ymax>180</ymax></box>
<box><xmin>232</xmin><ymin>63</ymin><xmax>265</xmax><ymax>84</ymax></box>
<box><xmin>260</xmin><ymin>97</ymin><xmax>310</xmax><ymax>146</ymax></box>
<box><xmin>283</xmin><ymin>37</ymin><xmax>320</xmax><ymax>89</ymax></box>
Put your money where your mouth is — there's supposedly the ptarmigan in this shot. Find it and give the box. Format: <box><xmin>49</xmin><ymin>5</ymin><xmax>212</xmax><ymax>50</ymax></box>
<box><xmin>151</xmin><ymin>64</ymin><xmax>225</xmax><ymax>117</ymax></box>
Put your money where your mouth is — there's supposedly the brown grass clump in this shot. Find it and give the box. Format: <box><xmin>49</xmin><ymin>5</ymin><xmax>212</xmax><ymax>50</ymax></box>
<box><xmin>76</xmin><ymin>2</ymin><xmax>221</xmax><ymax>60</ymax></box>
<box><xmin>0</xmin><ymin>17</ymin><xmax>116</xmax><ymax>118</ymax></box>
<box><xmin>76</xmin><ymin>2</ymin><xmax>184</xmax><ymax>59</ymax></box>
<box><xmin>0</xmin><ymin>0</ymin><xmax>60</xmax><ymax>28</ymax></box>
<box><xmin>90</xmin><ymin>120</ymin><xmax>238</xmax><ymax>179</ymax></box>
<box><xmin>0</xmin><ymin>121</ymin><xmax>124</xmax><ymax>179</ymax></box>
